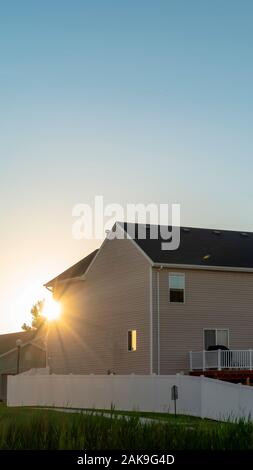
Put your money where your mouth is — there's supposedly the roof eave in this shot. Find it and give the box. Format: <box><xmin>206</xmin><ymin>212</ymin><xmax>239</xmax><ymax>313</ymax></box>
<box><xmin>152</xmin><ymin>262</ymin><xmax>253</xmax><ymax>273</ymax></box>
<box><xmin>44</xmin><ymin>276</ymin><xmax>85</xmax><ymax>289</ymax></box>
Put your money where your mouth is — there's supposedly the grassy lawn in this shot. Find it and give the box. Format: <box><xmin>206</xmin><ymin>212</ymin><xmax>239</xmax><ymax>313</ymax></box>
<box><xmin>0</xmin><ymin>402</ymin><xmax>253</xmax><ymax>450</ymax></box>
<box><xmin>84</xmin><ymin>408</ymin><xmax>204</xmax><ymax>422</ymax></box>
<box><xmin>35</xmin><ymin>405</ymin><xmax>206</xmax><ymax>424</ymax></box>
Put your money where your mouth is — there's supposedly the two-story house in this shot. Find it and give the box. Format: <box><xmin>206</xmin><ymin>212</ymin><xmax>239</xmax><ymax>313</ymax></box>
<box><xmin>45</xmin><ymin>222</ymin><xmax>253</xmax><ymax>380</ymax></box>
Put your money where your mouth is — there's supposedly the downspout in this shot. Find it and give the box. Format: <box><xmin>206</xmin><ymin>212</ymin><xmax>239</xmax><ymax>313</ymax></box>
<box><xmin>157</xmin><ymin>270</ymin><xmax>160</xmax><ymax>375</ymax></box>
<box><xmin>157</xmin><ymin>266</ymin><xmax>163</xmax><ymax>375</ymax></box>
<box><xmin>150</xmin><ymin>267</ymin><xmax>153</xmax><ymax>374</ymax></box>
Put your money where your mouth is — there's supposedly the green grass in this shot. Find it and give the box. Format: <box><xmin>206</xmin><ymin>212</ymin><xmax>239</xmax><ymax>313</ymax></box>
<box><xmin>0</xmin><ymin>403</ymin><xmax>253</xmax><ymax>450</ymax></box>
<box><xmin>35</xmin><ymin>405</ymin><xmax>206</xmax><ymax>424</ymax></box>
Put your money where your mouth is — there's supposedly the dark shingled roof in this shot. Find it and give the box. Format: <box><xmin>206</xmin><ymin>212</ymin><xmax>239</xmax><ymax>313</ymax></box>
<box><xmin>0</xmin><ymin>330</ymin><xmax>38</xmax><ymax>356</ymax></box>
<box><xmin>45</xmin><ymin>224</ymin><xmax>253</xmax><ymax>288</ymax></box>
<box><xmin>45</xmin><ymin>249</ymin><xmax>98</xmax><ymax>287</ymax></box>
<box><xmin>122</xmin><ymin>223</ymin><xmax>253</xmax><ymax>269</ymax></box>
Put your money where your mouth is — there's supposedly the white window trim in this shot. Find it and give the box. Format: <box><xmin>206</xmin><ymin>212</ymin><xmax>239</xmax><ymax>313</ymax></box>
<box><xmin>203</xmin><ymin>328</ymin><xmax>230</xmax><ymax>350</ymax></box>
<box><xmin>127</xmin><ymin>330</ymin><xmax>137</xmax><ymax>352</ymax></box>
<box><xmin>168</xmin><ymin>272</ymin><xmax>185</xmax><ymax>304</ymax></box>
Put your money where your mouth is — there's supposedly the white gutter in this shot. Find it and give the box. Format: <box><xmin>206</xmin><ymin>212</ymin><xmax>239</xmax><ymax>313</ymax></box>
<box><xmin>152</xmin><ymin>263</ymin><xmax>253</xmax><ymax>273</ymax></box>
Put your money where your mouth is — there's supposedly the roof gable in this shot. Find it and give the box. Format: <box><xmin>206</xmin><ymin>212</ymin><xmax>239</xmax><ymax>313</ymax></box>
<box><xmin>45</xmin><ymin>249</ymin><xmax>99</xmax><ymax>287</ymax></box>
<box><xmin>0</xmin><ymin>330</ymin><xmax>38</xmax><ymax>356</ymax></box>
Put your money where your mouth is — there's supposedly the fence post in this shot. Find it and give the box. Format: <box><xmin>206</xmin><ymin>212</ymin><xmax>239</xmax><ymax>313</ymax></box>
<box><xmin>176</xmin><ymin>373</ymin><xmax>181</xmax><ymax>414</ymax></box>
<box><xmin>250</xmin><ymin>350</ymin><xmax>252</xmax><ymax>371</ymax></box>
<box><xmin>202</xmin><ymin>350</ymin><xmax>206</xmax><ymax>371</ymax></box>
<box><xmin>189</xmin><ymin>351</ymin><xmax>193</xmax><ymax>371</ymax></box>
<box><xmin>218</xmin><ymin>349</ymin><xmax>221</xmax><ymax>371</ymax></box>
<box><xmin>200</xmin><ymin>375</ymin><xmax>205</xmax><ymax>419</ymax></box>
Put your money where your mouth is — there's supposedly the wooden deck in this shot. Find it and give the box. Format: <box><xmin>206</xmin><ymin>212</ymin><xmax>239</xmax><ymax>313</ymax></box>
<box><xmin>190</xmin><ymin>369</ymin><xmax>253</xmax><ymax>384</ymax></box>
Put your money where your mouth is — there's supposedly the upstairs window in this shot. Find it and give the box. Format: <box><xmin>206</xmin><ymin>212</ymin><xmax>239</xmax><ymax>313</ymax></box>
<box><xmin>128</xmin><ymin>330</ymin><xmax>137</xmax><ymax>352</ymax></box>
<box><xmin>169</xmin><ymin>273</ymin><xmax>185</xmax><ymax>303</ymax></box>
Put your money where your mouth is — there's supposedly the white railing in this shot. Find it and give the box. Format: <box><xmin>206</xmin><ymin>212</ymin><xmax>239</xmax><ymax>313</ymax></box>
<box><xmin>190</xmin><ymin>349</ymin><xmax>253</xmax><ymax>371</ymax></box>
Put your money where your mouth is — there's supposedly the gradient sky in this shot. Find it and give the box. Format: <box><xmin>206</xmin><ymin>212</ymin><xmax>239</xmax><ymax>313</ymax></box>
<box><xmin>1</xmin><ymin>0</ymin><xmax>253</xmax><ymax>333</ymax></box>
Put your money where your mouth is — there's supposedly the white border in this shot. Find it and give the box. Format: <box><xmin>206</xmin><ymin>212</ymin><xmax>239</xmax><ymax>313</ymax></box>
<box><xmin>168</xmin><ymin>272</ymin><xmax>185</xmax><ymax>304</ymax></box>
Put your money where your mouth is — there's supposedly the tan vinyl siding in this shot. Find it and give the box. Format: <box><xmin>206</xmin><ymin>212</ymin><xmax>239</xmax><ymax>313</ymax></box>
<box><xmin>157</xmin><ymin>268</ymin><xmax>253</xmax><ymax>374</ymax></box>
<box><xmin>48</xmin><ymin>237</ymin><xmax>151</xmax><ymax>375</ymax></box>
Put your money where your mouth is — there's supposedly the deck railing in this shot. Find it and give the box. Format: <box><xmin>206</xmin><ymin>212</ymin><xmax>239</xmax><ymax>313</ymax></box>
<box><xmin>189</xmin><ymin>349</ymin><xmax>253</xmax><ymax>371</ymax></box>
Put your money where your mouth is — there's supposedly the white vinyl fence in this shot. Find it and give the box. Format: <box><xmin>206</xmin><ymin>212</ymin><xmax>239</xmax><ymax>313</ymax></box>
<box><xmin>7</xmin><ymin>373</ymin><xmax>253</xmax><ymax>422</ymax></box>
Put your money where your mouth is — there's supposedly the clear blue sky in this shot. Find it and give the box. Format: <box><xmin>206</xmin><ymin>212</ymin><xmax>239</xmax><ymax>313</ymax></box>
<box><xmin>1</xmin><ymin>0</ymin><xmax>253</xmax><ymax>332</ymax></box>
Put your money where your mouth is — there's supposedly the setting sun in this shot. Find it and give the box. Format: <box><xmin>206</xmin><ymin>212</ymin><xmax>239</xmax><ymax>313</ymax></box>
<box><xmin>42</xmin><ymin>298</ymin><xmax>61</xmax><ymax>321</ymax></box>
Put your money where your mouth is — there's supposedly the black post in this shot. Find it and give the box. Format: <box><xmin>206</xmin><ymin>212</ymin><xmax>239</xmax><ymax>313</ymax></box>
<box><xmin>171</xmin><ymin>385</ymin><xmax>178</xmax><ymax>418</ymax></box>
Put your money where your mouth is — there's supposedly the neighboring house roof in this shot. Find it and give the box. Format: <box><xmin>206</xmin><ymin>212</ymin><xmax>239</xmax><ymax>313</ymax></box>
<box><xmin>44</xmin><ymin>223</ymin><xmax>253</xmax><ymax>287</ymax></box>
<box><xmin>45</xmin><ymin>249</ymin><xmax>99</xmax><ymax>287</ymax></box>
<box><xmin>0</xmin><ymin>330</ymin><xmax>38</xmax><ymax>356</ymax></box>
<box><xmin>122</xmin><ymin>222</ymin><xmax>253</xmax><ymax>269</ymax></box>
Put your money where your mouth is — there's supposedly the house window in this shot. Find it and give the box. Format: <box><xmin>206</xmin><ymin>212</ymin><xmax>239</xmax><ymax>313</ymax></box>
<box><xmin>128</xmin><ymin>330</ymin><xmax>137</xmax><ymax>352</ymax></box>
<box><xmin>169</xmin><ymin>273</ymin><xmax>185</xmax><ymax>303</ymax></box>
<box><xmin>204</xmin><ymin>329</ymin><xmax>229</xmax><ymax>350</ymax></box>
